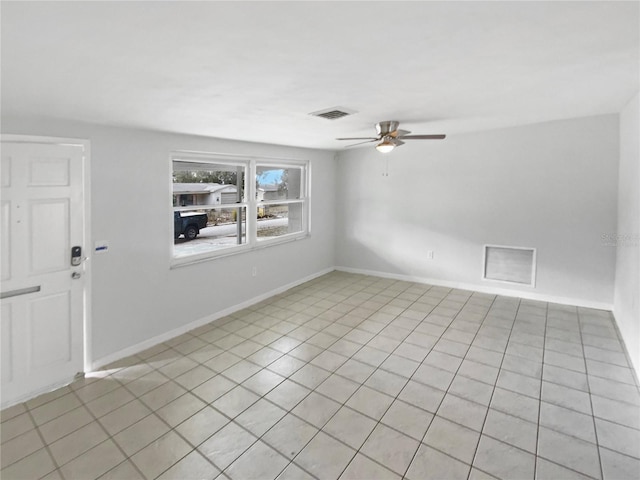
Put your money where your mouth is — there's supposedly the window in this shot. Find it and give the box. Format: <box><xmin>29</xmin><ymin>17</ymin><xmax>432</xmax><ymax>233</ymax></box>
<box><xmin>171</xmin><ymin>152</ymin><xmax>309</xmax><ymax>265</ymax></box>
<box><xmin>256</xmin><ymin>165</ymin><xmax>306</xmax><ymax>240</ymax></box>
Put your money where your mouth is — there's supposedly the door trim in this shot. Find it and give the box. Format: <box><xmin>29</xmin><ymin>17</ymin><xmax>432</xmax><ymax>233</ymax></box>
<box><xmin>1</xmin><ymin>134</ymin><xmax>92</xmax><ymax>378</ymax></box>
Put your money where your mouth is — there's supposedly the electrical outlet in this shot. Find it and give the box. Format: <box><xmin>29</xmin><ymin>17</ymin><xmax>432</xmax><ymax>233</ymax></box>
<box><xmin>252</xmin><ymin>266</ymin><xmax>257</xmax><ymax>277</ymax></box>
<box><xmin>427</xmin><ymin>250</ymin><xmax>434</xmax><ymax>260</ymax></box>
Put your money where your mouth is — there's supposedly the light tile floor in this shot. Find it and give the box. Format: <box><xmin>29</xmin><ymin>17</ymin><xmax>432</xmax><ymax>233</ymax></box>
<box><xmin>2</xmin><ymin>272</ymin><xmax>640</xmax><ymax>480</ymax></box>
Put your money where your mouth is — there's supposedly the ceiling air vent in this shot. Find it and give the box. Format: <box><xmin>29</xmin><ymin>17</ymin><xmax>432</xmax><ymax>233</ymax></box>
<box><xmin>309</xmin><ymin>107</ymin><xmax>356</xmax><ymax>120</ymax></box>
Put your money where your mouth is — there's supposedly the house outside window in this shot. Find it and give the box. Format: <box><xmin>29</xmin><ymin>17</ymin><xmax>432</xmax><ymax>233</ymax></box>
<box><xmin>172</xmin><ymin>152</ymin><xmax>309</xmax><ymax>265</ymax></box>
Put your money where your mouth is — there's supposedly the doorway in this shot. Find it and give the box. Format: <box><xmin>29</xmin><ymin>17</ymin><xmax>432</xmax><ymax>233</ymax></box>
<box><xmin>1</xmin><ymin>135</ymin><xmax>91</xmax><ymax>407</ymax></box>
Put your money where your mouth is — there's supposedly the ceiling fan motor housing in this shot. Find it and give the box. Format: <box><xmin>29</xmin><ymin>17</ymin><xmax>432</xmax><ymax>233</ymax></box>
<box><xmin>376</xmin><ymin>121</ymin><xmax>400</xmax><ymax>136</ymax></box>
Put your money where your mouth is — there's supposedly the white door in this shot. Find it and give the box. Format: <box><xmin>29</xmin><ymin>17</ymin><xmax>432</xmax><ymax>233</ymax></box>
<box><xmin>1</xmin><ymin>137</ymin><xmax>88</xmax><ymax>407</ymax></box>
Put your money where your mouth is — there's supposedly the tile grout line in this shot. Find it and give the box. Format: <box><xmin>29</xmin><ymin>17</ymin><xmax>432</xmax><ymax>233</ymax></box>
<box><xmin>328</xmin><ymin>284</ymin><xmax>460</xmax><ymax>479</ymax></box>
<box><xmin>257</xmin><ymin>277</ymin><xmax>430</xmax><ymax>478</ymax></box>
<box><xmin>67</xmin><ymin>385</ymin><xmax>150</xmax><ymax>480</ymax></box>
<box><xmin>173</xmin><ymin>276</ymin><xmax>386</xmax><ymax>480</ymax></box>
<box><xmin>68</xmin><ymin>321</ymin><xmax>291</xmax><ymax>479</ymax></box>
<box><xmin>2</xmin><ymin>272</ymin><xmax>638</xmax><ymax>480</ymax></box>
<box><xmin>185</xmin><ymin>283</ymin><xmax>493</xmax><ymax>479</ymax></box>
<box><xmin>607</xmin><ymin>309</ymin><xmax>640</xmax><ymax>391</ymax></box>
<box><xmin>463</xmin><ymin>295</ymin><xmax>520</xmax><ymax>480</ymax></box>
<box><xmin>23</xmin><ymin>403</ymin><xmax>65</xmax><ymax>480</ymax></box>
<box><xmin>275</xmin><ymin>281</ymin><xmax>455</xmax><ymax>477</ymax></box>
<box><xmin>97</xmin><ymin>277</ymin><xmax>640</xmax><ymax>477</ymax></box>
<box><xmin>117</xmin><ymin>284</ymin><xmax>351</xmax><ymax>480</ymax></box>
<box><xmin>2</xmin><ymin>378</ymin><xmax>134</xmax><ymax>475</ymax></box>
<box><xmin>116</xmin><ymin>388</ymin><xmax>223</xmax><ymax>478</ymax></box>
<box><xmin>532</xmin><ymin>300</ymin><xmax>549</xmax><ymax>480</ymax></box>
<box><xmin>398</xmin><ymin>291</ymin><xmax>501</xmax><ymax>479</ymax></box>
<box><xmin>577</xmin><ymin>306</ymin><xmax>606</xmax><ymax>480</ymax></box>
<box><xmin>523</xmin><ymin>305</ymin><xmax>609</xmax><ymax>480</ymax></box>
<box><xmin>243</xmin><ymin>279</ymin><xmax>443</xmax><ymax>479</ymax></box>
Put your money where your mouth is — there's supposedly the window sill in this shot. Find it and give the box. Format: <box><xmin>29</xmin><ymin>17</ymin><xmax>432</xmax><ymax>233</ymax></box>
<box><xmin>170</xmin><ymin>232</ymin><xmax>311</xmax><ymax>269</ymax></box>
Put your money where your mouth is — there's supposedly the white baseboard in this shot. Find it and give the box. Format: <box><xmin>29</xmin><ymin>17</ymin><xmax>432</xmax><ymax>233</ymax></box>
<box><xmin>91</xmin><ymin>267</ymin><xmax>334</xmax><ymax>371</ymax></box>
<box><xmin>92</xmin><ymin>264</ymin><xmax>615</xmax><ymax>372</ymax></box>
<box><xmin>335</xmin><ymin>266</ymin><xmax>613</xmax><ymax>311</ymax></box>
<box><xmin>611</xmin><ymin>310</ymin><xmax>640</xmax><ymax>386</ymax></box>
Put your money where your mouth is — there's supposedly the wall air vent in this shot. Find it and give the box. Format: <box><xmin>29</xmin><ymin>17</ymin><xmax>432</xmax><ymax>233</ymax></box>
<box><xmin>309</xmin><ymin>107</ymin><xmax>357</xmax><ymax>120</ymax></box>
<box><xmin>483</xmin><ymin>245</ymin><xmax>536</xmax><ymax>287</ymax></box>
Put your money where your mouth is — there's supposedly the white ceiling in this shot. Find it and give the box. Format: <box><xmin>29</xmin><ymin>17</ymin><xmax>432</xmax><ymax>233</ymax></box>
<box><xmin>2</xmin><ymin>1</ymin><xmax>638</xmax><ymax>150</ymax></box>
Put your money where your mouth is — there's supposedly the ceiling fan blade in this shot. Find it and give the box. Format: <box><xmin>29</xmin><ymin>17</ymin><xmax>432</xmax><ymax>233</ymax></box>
<box><xmin>344</xmin><ymin>139</ymin><xmax>378</xmax><ymax>148</ymax></box>
<box><xmin>389</xmin><ymin>129</ymin><xmax>411</xmax><ymax>138</ymax></box>
<box><xmin>393</xmin><ymin>139</ymin><xmax>405</xmax><ymax>146</ymax></box>
<box><xmin>336</xmin><ymin>137</ymin><xmax>378</xmax><ymax>141</ymax></box>
<box><xmin>398</xmin><ymin>134</ymin><xmax>446</xmax><ymax>140</ymax></box>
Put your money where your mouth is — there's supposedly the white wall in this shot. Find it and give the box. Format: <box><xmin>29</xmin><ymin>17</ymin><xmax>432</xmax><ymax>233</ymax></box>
<box><xmin>614</xmin><ymin>92</ymin><xmax>640</xmax><ymax>375</ymax></box>
<box><xmin>335</xmin><ymin>115</ymin><xmax>619</xmax><ymax>308</ymax></box>
<box><xmin>1</xmin><ymin>116</ymin><xmax>337</xmax><ymax>364</ymax></box>
<box><xmin>2</xmin><ymin>112</ymin><xmax>627</xmax><ymax>370</ymax></box>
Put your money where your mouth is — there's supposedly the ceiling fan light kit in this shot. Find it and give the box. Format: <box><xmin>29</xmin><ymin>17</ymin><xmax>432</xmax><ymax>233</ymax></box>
<box><xmin>376</xmin><ymin>138</ymin><xmax>396</xmax><ymax>153</ymax></box>
<box><xmin>337</xmin><ymin>121</ymin><xmax>446</xmax><ymax>153</ymax></box>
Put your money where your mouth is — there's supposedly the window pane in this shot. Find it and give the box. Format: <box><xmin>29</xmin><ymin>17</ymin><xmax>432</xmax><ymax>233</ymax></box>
<box><xmin>174</xmin><ymin>207</ymin><xmax>246</xmax><ymax>258</ymax></box>
<box><xmin>173</xmin><ymin>161</ymin><xmax>244</xmax><ymax>207</ymax></box>
<box><xmin>256</xmin><ymin>166</ymin><xmax>302</xmax><ymax>201</ymax></box>
<box><xmin>257</xmin><ymin>202</ymin><xmax>303</xmax><ymax>239</ymax></box>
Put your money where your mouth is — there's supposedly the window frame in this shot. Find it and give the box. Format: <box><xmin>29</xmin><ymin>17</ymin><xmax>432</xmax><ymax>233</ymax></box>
<box><xmin>170</xmin><ymin>151</ymin><xmax>310</xmax><ymax>268</ymax></box>
<box><xmin>255</xmin><ymin>162</ymin><xmax>309</xmax><ymax>246</ymax></box>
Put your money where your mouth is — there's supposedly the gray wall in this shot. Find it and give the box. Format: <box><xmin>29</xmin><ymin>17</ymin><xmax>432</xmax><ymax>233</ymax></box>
<box><xmin>2</xmin><ymin>116</ymin><xmax>337</xmax><ymax>363</ymax></box>
<box><xmin>614</xmin><ymin>92</ymin><xmax>640</xmax><ymax>374</ymax></box>
<box><xmin>335</xmin><ymin>115</ymin><xmax>619</xmax><ymax>307</ymax></box>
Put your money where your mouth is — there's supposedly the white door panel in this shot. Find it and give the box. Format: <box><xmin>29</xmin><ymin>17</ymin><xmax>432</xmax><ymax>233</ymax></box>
<box><xmin>1</xmin><ymin>154</ymin><xmax>11</xmax><ymax>188</ymax></box>
<box><xmin>1</xmin><ymin>138</ymin><xmax>87</xmax><ymax>406</ymax></box>
<box><xmin>1</xmin><ymin>200</ymin><xmax>11</xmax><ymax>281</ymax></box>
<box><xmin>28</xmin><ymin>156</ymin><xmax>70</xmax><ymax>186</ymax></box>
<box><xmin>1</xmin><ymin>303</ymin><xmax>13</xmax><ymax>383</ymax></box>
<box><xmin>28</xmin><ymin>198</ymin><xmax>70</xmax><ymax>274</ymax></box>
<box><xmin>29</xmin><ymin>291</ymin><xmax>71</xmax><ymax>367</ymax></box>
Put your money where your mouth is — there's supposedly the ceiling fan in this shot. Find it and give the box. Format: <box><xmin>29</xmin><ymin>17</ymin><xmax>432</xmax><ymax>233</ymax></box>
<box><xmin>337</xmin><ymin>121</ymin><xmax>445</xmax><ymax>153</ymax></box>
